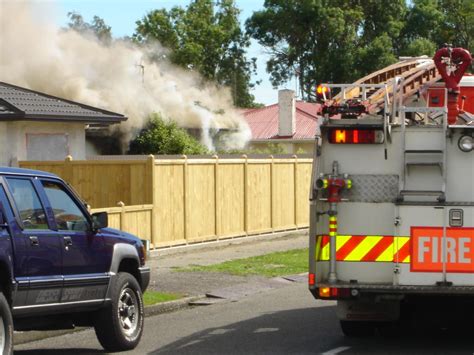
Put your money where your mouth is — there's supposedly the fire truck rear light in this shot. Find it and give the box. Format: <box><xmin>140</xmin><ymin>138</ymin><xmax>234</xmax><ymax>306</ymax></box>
<box><xmin>319</xmin><ymin>287</ymin><xmax>331</xmax><ymax>298</ymax></box>
<box><xmin>328</xmin><ymin>129</ymin><xmax>384</xmax><ymax>144</ymax></box>
<box><xmin>458</xmin><ymin>135</ymin><xmax>473</xmax><ymax>152</ymax></box>
<box><xmin>309</xmin><ymin>273</ymin><xmax>316</xmax><ymax>286</ymax></box>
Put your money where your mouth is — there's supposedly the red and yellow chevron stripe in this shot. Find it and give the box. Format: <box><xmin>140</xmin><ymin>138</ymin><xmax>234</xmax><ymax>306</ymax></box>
<box><xmin>315</xmin><ymin>235</ymin><xmax>410</xmax><ymax>263</ymax></box>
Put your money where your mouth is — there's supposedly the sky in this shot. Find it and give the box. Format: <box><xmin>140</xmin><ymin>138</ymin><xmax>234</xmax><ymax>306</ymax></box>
<box><xmin>50</xmin><ymin>0</ymin><xmax>298</xmax><ymax>105</ymax></box>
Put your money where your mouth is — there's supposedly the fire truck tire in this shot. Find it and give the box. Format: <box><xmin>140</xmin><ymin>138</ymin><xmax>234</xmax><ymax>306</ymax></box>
<box><xmin>340</xmin><ymin>320</ymin><xmax>376</xmax><ymax>337</ymax></box>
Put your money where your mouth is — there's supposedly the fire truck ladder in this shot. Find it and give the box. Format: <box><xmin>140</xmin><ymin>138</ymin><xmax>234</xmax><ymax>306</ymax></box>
<box><xmin>333</xmin><ymin>57</ymin><xmax>440</xmax><ymax>112</ymax></box>
<box><xmin>397</xmin><ymin>89</ymin><xmax>449</xmax><ymax>203</ymax></box>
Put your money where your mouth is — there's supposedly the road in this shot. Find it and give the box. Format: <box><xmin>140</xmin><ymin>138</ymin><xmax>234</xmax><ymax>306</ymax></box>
<box><xmin>15</xmin><ymin>282</ymin><xmax>474</xmax><ymax>354</ymax></box>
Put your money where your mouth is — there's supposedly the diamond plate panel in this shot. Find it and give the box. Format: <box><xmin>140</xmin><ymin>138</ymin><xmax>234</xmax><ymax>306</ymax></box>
<box><xmin>319</xmin><ymin>175</ymin><xmax>399</xmax><ymax>202</ymax></box>
<box><xmin>346</xmin><ymin>175</ymin><xmax>399</xmax><ymax>202</ymax></box>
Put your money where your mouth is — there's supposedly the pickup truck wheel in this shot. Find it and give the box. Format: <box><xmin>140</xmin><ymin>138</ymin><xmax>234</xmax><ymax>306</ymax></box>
<box><xmin>0</xmin><ymin>292</ymin><xmax>13</xmax><ymax>355</ymax></box>
<box><xmin>94</xmin><ymin>272</ymin><xmax>144</xmax><ymax>351</ymax></box>
<box><xmin>340</xmin><ymin>320</ymin><xmax>375</xmax><ymax>337</ymax></box>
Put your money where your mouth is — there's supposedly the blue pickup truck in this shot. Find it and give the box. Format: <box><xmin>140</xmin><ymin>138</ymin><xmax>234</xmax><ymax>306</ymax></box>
<box><xmin>0</xmin><ymin>167</ymin><xmax>150</xmax><ymax>353</ymax></box>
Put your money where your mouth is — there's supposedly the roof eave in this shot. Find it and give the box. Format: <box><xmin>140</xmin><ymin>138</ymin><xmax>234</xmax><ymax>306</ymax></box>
<box><xmin>0</xmin><ymin>114</ymin><xmax>127</xmax><ymax>124</ymax></box>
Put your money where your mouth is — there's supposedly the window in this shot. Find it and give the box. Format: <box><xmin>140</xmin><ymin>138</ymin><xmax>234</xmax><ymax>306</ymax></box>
<box><xmin>6</xmin><ymin>178</ymin><xmax>48</xmax><ymax>230</ymax></box>
<box><xmin>42</xmin><ymin>181</ymin><xmax>89</xmax><ymax>232</ymax></box>
<box><xmin>26</xmin><ymin>134</ymin><xmax>69</xmax><ymax>161</ymax></box>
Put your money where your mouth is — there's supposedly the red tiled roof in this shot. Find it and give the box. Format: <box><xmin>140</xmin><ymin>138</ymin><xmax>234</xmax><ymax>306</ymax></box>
<box><xmin>242</xmin><ymin>101</ymin><xmax>321</xmax><ymax>140</ymax></box>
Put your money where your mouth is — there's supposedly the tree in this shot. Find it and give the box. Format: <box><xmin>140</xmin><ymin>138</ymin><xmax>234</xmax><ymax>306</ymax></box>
<box><xmin>67</xmin><ymin>12</ymin><xmax>112</xmax><ymax>45</ymax></box>
<box><xmin>128</xmin><ymin>114</ymin><xmax>208</xmax><ymax>155</ymax></box>
<box><xmin>246</xmin><ymin>1</ymin><xmax>379</xmax><ymax>100</ymax></box>
<box><xmin>134</xmin><ymin>0</ymin><xmax>257</xmax><ymax>108</ymax></box>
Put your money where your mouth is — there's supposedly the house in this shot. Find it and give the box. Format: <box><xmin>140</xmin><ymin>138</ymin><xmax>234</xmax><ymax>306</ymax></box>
<box><xmin>242</xmin><ymin>89</ymin><xmax>320</xmax><ymax>154</ymax></box>
<box><xmin>0</xmin><ymin>82</ymin><xmax>126</xmax><ymax>165</ymax></box>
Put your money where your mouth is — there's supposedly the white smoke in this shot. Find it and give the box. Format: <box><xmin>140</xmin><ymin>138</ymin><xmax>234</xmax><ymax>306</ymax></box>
<box><xmin>0</xmin><ymin>0</ymin><xmax>251</xmax><ymax>151</ymax></box>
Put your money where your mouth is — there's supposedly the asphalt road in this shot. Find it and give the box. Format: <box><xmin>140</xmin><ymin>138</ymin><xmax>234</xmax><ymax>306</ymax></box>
<box><xmin>14</xmin><ymin>283</ymin><xmax>474</xmax><ymax>355</ymax></box>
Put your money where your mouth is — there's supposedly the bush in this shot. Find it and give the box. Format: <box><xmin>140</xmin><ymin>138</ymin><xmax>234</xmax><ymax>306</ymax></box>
<box><xmin>128</xmin><ymin>114</ymin><xmax>208</xmax><ymax>155</ymax></box>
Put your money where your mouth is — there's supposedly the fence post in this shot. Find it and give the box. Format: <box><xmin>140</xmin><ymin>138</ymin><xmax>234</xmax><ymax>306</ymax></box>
<box><xmin>293</xmin><ymin>154</ymin><xmax>298</xmax><ymax>229</ymax></box>
<box><xmin>117</xmin><ymin>201</ymin><xmax>126</xmax><ymax>231</ymax></box>
<box><xmin>148</xmin><ymin>155</ymin><xmax>157</xmax><ymax>249</ymax></box>
<box><xmin>64</xmin><ymin>155</ymin><xmax>73</xmax><ymax>184</ymax></box>
<box><xmin>242</xmin><ymin>154</ymin><xmax>248</xmax><ymax>235</ymax></box>
<box><xmin>270</xmin><ymin>155</ymin><xmax>274</xmax><ymax>232</ymax></box>
<box><xmin>182</xmin><ymin>155</ymin><xmax>188</xmax><ymax>243</ymax></box>
<box><xmin>213</xmin><ymin>155</ymin><xmax>219</xmax><ymax>239</ymax></box>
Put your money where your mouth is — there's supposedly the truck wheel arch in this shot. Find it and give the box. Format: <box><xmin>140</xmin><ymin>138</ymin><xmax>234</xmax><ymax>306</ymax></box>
<box><xmin>108</xmin><ymin>244</ymin><xmax>141</xmax><ymax>293</ymax></box>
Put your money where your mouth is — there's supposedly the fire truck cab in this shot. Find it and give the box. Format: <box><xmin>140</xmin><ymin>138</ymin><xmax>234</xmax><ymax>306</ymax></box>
<box><xmin>309</xmin><ymin>47</ymin><xmax>474</xmax><ymax>336</ymax></box>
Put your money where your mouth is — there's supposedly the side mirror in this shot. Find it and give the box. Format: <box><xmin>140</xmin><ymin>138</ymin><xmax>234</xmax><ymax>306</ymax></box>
<box><xmin>91</xmin><ymin>212</ymin><xmax>108</xmax><ymax>231</ymax></box>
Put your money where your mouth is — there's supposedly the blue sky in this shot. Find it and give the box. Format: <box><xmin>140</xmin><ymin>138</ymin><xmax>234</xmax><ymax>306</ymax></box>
<box><xmin>52</xmin><ymin>0</ymin><xmax>298</xmax><ymax>105</ymax></box>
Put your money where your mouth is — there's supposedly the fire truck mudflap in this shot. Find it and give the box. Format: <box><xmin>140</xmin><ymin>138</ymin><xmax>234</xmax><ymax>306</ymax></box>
<box><xmin>308</xmin><ymin>46</ymin><xmax>474</xmax><ymax>336</ymax></box>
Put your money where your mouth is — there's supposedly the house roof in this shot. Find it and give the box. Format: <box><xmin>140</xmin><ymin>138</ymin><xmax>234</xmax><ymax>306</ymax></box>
<box><xmin>243</xmin><ymin>101</ymin><xmax>321</xmax><ymax>140</ymax></box>
<box><xmin>0</xmin><ymin>82</ymin><xmax>126</xmax><ymax>124</ymax></box>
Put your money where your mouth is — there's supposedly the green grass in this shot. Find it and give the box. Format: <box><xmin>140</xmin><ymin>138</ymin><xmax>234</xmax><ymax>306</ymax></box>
<box><xmin>143</xmin><ymin>291</ymin><xmax>181</xmax><ymax>306</ymax></box>
<box><xmin>178</xmin><ymin>248</ymin><xmax>308</xmax><ymax>277</ymax></box>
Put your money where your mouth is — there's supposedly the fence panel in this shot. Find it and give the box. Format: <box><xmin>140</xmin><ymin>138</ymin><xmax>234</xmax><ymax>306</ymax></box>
<box><xmin>216</xmin><ymin>162</ymin><xmax>245</xmax><ymax>238</ymax></box>
<box><xmin>185</xmin><ymin>163</ymin><xmax>216</xmax><ymax>242</ymax></box>
<box><xmin>153</xmin><ymin>163</ymin><xmax>186</xmax><ymax>247</ymax></box>
<box><xmin>272</xmin><ymin>161</ymin><xmax>296</xmax><ymax>230</ymax></box>
<box><xmin>246</xmin><ymin>161</ymin><xmax>272</xmax><ymax>234</ymax></box>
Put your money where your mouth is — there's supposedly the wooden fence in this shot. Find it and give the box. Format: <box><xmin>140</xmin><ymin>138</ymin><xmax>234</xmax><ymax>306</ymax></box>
<box><xmin>20</xmin><ymin>155</ymin><xmax>312</xmax><ymax>249</ymax></box>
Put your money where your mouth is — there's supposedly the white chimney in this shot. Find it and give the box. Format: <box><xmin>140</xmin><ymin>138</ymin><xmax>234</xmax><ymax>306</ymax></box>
<box><xmin>278</xmin><ymin>89</ymin><xmax>295</xmax><ymax>137</ymax></box>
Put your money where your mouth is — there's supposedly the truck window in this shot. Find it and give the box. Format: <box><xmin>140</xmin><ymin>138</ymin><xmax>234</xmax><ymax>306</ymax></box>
<box><xmin>6</xmin><ymin>178</ymin><xmax>48</xmax><ymax>230</ymax></box>
<box><xmin>41</xmin><ymin>181</ymin><xmax>89</xmax><ymax>232</ymax></box>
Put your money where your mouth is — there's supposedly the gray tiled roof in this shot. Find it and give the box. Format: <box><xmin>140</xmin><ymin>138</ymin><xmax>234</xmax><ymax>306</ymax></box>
<box><xmin>0</xmin><ymin>82</ymin><xmax>126</xmax><ymax>124</ymax></box>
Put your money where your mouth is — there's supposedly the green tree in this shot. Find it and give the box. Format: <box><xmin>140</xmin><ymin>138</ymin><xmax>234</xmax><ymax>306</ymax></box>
<box><xmin>128</xmin><ymin>114</ymin><xmax>208</xmax><ymax>155</ymax></box>
<box><xmin>67</xmin><ymin>12</ymin><xmax>112</xmax><ymax>45</ymax></box>
<box><xmin>402</xmin><ymin>0</ymin><xmax>473</xmax><ymax>52</ymax></box>
<box><xmin>134</xmin><ymin>0</ymin><xmax>257</xmax><ymax>108</ymax></box>
<box><xmin>247</xmin><ymin>0</ymin><xmax>365</xmax><ymax>99</ymax></box>
<box><xmin>247</xmin><ymin>1</ymin><xmax>409</xmax><ymax>99</ymax></box>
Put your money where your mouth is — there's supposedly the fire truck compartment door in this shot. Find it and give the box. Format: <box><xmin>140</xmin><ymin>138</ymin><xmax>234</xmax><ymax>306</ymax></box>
<box><xmin>398</xmin><ymin>206</ymin><xmax>474</xmax><ymax>286</ymax></box>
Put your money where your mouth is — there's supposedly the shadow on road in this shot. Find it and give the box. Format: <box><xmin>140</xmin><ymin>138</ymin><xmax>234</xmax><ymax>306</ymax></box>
<box><xmin>14</xmin><ymin>349</ymin><xmax>104</xmax><ymax>354</ymax></box>
<box><xmin>150</xmin><ymin>305</ymin><xmax>343</xmax><ymax>354</ymax></box>
<box><xmin>149</xmin><ymin>305</ymin><xmax>474</xmax><ymax>355</ymax></box>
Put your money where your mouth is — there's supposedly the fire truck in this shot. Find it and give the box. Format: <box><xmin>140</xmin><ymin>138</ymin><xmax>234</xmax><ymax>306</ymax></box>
<box><xmin>309</xmin><ymin>46</ymin><xmax>474</xmax><ymax>336</ymax></box>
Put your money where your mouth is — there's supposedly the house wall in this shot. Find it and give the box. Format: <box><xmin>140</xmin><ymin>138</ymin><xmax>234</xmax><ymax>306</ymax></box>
<box><xmin>0</xmin><ymin>121</ymin><xmax>86</xmax><ymax>166</ymax></box>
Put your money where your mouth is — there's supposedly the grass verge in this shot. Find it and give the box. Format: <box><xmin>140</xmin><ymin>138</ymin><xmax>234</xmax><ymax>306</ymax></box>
<box><xmin>143</xmin><ymin>291</ymin><xmax>181</xmax><ymax>306</ymax></box>
<box><xmin>178</xmin><ymin>248</ymin><xmax>307</xmax><ymax>277</ymax></box>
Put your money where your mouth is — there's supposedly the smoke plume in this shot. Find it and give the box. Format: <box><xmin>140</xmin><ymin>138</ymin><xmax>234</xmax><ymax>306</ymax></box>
<box><xmin>0</xmin><ymin>1</ymin><xmax>251</xmax><ymax>151</ymax></box>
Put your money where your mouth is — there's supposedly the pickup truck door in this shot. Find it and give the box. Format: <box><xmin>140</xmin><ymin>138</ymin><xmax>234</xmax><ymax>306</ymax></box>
<box><xmin>38</xmin><ymin>179</ymin><xmax>109</xmax><ymax>304</ymax></box>
<box><xmin>4</xmin><ymin>177</ymin><xmax>63</xmax><ymax>308</ymax></box>
<box><xmin>0</xmin><ymin>183</ymin><xmax>29</xmax><ymax>308</ymax></box>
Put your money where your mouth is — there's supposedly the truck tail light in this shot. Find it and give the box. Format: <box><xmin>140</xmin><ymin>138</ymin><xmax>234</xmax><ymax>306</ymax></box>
<box><xmin>328</xmin><ymin>128</ymin><xmax>384</xmax><ymax>144</ymax></box>
<box><xmin>319</xmin><ymin>287</ymin><xmax>352</xmax><ymax>299</ymax></box>
<box><xmin>309</xmin><ymin>273</ymin><xmax>316</xmax><ymax>286</ymax></box>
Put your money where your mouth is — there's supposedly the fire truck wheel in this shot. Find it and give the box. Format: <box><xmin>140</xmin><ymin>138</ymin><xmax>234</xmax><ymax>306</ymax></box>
<box><xmin>340</xmin><ymin>320</ymin><xmax>376</xmax><ymax>337</ymax></box>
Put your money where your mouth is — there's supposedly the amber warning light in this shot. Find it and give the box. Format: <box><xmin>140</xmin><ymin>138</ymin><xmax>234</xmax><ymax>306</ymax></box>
<box><xmin>328</xmin><ymin>128</ymin><xmax>384</xmax><ymax>144</ymax></box>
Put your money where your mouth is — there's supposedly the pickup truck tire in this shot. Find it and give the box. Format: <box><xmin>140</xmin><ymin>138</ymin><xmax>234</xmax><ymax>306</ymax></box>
<box><xmin>340</xmin><ymin>320</ymin><xmax>375</xmax><ymax>337</ymax></box>
<box><xmin>94</xmin><ymin>272</ymin><xmax>144</xmax><ymax>351</ymax></box>
<box><xmin>0</xmin><ymin>292</ymin><xmax>13</xmax><ymax>355</ymax></box>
